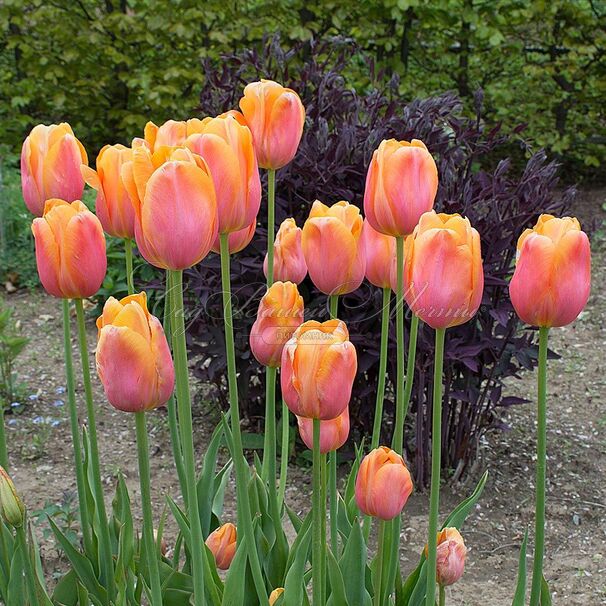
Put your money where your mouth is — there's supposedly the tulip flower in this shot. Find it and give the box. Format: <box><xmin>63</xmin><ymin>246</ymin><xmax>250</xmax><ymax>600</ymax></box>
<box><xmin>96</xmin><ymin>292</ymin><xmax>175</xmax><ymax>413</ymax></box>
<box><xmin>364</xmin><ymin>138</ymin><xmax>438</xmax><ymax>237</ymax></box>
<box><xmin>143</xmin><ymin>118</ymin><xmax>207</xmax><ymax>150</ymax></box>
<box><xmin>250</xmin><ymin>281</ymin><xmax>304</xmax><ymax>368</ymax></box>
<box><xmin>239</xmin><ymin>79</ymin><xmax>305</xmax><ymax>169</ymax></box>
<box><xmin>281</xmin><ymin>319</ymin><xmax>357</xmax><ymax>420</ymax></box>
<box><xmin>402</xmin><ymin>211</ymin><xmax>483</xmax><ymax>329</ymax></box>
<box><xmin>0</xmin><ymin>466</ymin><xmax>25</xmax><ymax>528</ymax></box>
<box><xmin>21</xmin><ymin>123</ymin><xmax>88</xmax><ymax>217</ymax></box>
<box><xmin>269</xmin><ymin>588</ymin><xmax>284</xmax><ymax>605</ymax></box>
<box><xmin>264</xmin><ymin>218</ymin><xmax>307</xmax><ymax>284</ymax></box>
<box><xmin>186</xmin><ymin>114</ymin><xmax>261</xmax><ymax>233</ymax></box>
<box><xmin>211</xmin><ymin>220</ymin><xmax>256</xmax><ymax>255</ymax></box>
<box><xmin>205</xmin><ymin>523</ymin><xmax>237</xmax><ymax>570</ymax></box>
<box><xmin>355</xmin><ymin>446</ymin><xmax>413</xmax><ymax>521</ymax></box>
<box><xmin>302</xmin><ymin>200</ymin><xmax>365</xmax><ymax>295</ymax></box>
<box><xmin>121</xmin><ymin>145</ymin><xmax>218</xmax><ymax>270</ymax></box>
<box><xmin>362</xmin><ymin>219</ymin><xmax>396</xmax><ymax>289</ymax></box>
<box><xmin>31</xmin><ymin>199</ymin><xmax>107</xmax><ymax>299</ymax></box>
<box><xmin>297</xmin><ymin>406</ymin><xmax>350</xmax><ymax>453</ymax></box>
<box><xmin>509</xmin><ymin>214</ymin><xmax>591</xmax><ymax>328</ymax></box>
<box><xmin>81</xmin><ymin>144</ymin><xmax>136</xmax><ymax>239</ymax></box>
<box><xmin>432</xmin><ymin>528</ymin><xmax>467</xmax><ymax>587</ymax></box>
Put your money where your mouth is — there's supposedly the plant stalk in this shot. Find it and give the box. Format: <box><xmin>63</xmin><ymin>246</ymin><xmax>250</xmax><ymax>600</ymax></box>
<box><xmin>392</xmin><ymin>236</ymin><xmax>405</xmax><ymax>454</ymax></box>
<box><xmin>125</xmin><ymin>238</ymin><xmax>135</xmax><ymax>295</ymax></box>
<box><xmin>266</xmin><ymin>168</ymin><xmax>276</xmax><ymax>287</ymax></box>
<box><xmin>261</xmin><ymin>367</ymin><xmax>277</xmax><ymax>483</ymax></box>
<box><xmin>16</xmin><ymin>526</ymin><xmax>38</xmax><ymax>606</ymax></box>
<box><xmin>0</xmin><ymin>406</ymin><xmax>8</xmax><ymax>472</ymax></box>
<box><xmin>402</xmin><ymin>313</ymin><xmax>419</xmax><ymax>425</ymax></box>
<box><xmin>439</xmin><ymin>584</ymin><xmax>446</xmax><ymax>606</ymax></box>
<box><xmin>278</xmin><ymin>399</ymin><xmax>290</xmax><ymax>505</ymax></box>
<box><xmin>312</xmin><ymin>419</ymin><xmax>323</xmax><ymax>606</ymax></box>
<box><xmin>371</xmin><ymin>287</ymin><xmax>391</xmax><ymax>450</ymax></box>
<box><xmin>374</xmin><ymin>520</ymin><xmax>387</xmax><ymax>606</ymax></box>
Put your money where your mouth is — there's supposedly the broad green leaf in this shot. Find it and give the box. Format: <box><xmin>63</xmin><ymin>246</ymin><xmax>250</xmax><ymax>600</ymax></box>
<box><xmin>511</xmin><ymin>530</ymin><xmax>529</xmax><ymax>606</ymax></box>
<box><xmin>540</xmin><ymin>576</ymin><xmax>552</xmax><ymax>606</ymax></box>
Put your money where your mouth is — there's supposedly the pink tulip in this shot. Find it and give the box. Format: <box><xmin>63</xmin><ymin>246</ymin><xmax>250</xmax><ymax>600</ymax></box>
<box><xmin>264</xmin><ymin>218</ymin><xmax>307</xmax><ymax>284</ymax></box>
<box><xmin>297</xmin><ymin>407</ymin><xmax>350</xmax><ymax>453</ymax></box>
<box><xmin>211</xmin><ymin>221</ymin><xmax>256</xmax><ymax>255</ymax></box>
<box><xmin>425</xmin><ymin>528</ymin><xmax>467</xmax><ymax>587</ymax></box>
<box><xmin>362</xmin><ymin>219</ymin><xmax>396</xmax><ymax>289</ymax></box>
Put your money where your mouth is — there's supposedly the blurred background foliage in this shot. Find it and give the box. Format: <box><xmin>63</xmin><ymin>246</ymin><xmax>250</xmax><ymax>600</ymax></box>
<box><xmin>0</xmin><ymin>0</ymin><xmax>604</xmax><ymax>180</ymax></box>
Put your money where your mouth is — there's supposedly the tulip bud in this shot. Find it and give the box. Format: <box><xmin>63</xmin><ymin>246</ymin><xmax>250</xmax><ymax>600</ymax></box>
<box><xmin>21</xmin><ymin>123</ymin><xmax>88</xmax><ymax>217</ymax></box>
<box><xmin>81</xmin><ymin>144</ymin><xmax>136</xmax><ymax>239</ymax></box>
<box><xmin>31</xmin><ymin>199</ymin><xmax>107</xmax><ymax>299</ymax></box>
<box><xmin>0</xmin><ymin>466</ymin><xmax>25</xmax><ymax>528</ymax></box>
<box><xmin>424</xmin><ymin>527</ymin><xmax>467</xmax><ymax>586</ymax></box>
<box><xmin>186</xmin><ymin>115</ymin><xmax>261</xmax><ymax>234</ymax></box>
<box><xmin>153</xmin><ymin>529</ymin><xmax>169</xmax><ymax>556</ymax></box>
<box><xmin>281</xmin><ymin>319</ymin><xmax>357</xmax><ymax>420</ymax></box>
<box><xmin>143</xmin><ymin>118</ymin><xmax>208</xmax><ymax>151</ymax></box>
<box><xmin>269</xmin><ymin>588</ymin><xmax>284</xmax><ymax>605</ymax></box>
<box><xmin>355</xmin><ymin>447</ymin><xmax>413</xmax><ymax>520</ymax></box>
<box><xmin>509</xmin><ymin>214</ymin><xmax>591</xmax><ymax>328</ymax></box>
<box><xmin>96</xmin><ymin>292</ymin><xmax>175</xmax><ymax>413</ymax></box>
<box><xmin>362</xmin><ymin>219</ymin><xmax>396</xmax><ymax>288</ymax></box>
<box><xmin>239</xmin><ymin>79</ymin><xmax>305</xmax><ymax>169</ymax></box>
<box><xmin>205</xmin><ymin>523</ymin><xmax>237</xmax><ymax>570</ymax></box>
<box><xmin>400</xmin><ymin>211</ymin><xmax>483</xmax><ymax>329</ymax></box>
<box><xmin>264</xmin><ymin>218</ymin><xmax>307</xmax><ymax>284</ymax></box>
<box><xmin>297</xmin><ymin>406</ymin><xmax>350</xmax><ymax>453</ymax></box>
<box><xmin>364</xmin><ymin>138</ymin><xmax>438</xmax><ymax>237</ymax></box>
<box><xmin>250</xmin><ymin>282</ymin><xmax>304</xmax><ymax>368</ymax></box>
<box><xmin>211</xmin><ymin>221</ymin><xmax>256</xmax><ymax>255</ymax></box>
<box><xmin>302</xmin><ymin>201</ymin><xmax>365</xmax><ymax>295</ymax></box>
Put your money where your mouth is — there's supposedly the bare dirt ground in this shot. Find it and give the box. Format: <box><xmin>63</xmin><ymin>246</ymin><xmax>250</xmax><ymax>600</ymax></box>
<box><xmin>2</xmin><ymin>190</ymin><xmax>605</xmax><ymax>605</ymax></box>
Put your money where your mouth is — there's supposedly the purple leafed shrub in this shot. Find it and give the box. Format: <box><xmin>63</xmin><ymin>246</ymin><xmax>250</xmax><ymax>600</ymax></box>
<box><xmin>185</xmin><ymin>37</ymin><xmax>574</xmax><ymax>483</ymax></box>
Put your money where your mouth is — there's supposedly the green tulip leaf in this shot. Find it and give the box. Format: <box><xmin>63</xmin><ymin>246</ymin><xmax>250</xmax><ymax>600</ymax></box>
<box><xmin>511</xmin><ymin>529</ymin><xmax>529</xmax><ymax>606</ymax></box>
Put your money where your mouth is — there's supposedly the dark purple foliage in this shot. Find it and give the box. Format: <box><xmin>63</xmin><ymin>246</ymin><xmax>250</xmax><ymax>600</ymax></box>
<box><xmin>185</xmin><ymin>37</ymin><xmax>573</xmax><ymax>484</ymax></box>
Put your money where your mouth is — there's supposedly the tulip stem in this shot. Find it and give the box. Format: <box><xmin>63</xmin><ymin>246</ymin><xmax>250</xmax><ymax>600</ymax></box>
<box><xmin>327</xmin><ymin>293</ymin><xmax>339</xmax><ymax>556</ymax></box>
<box><xmin>439</xmin><ymin>584</ymin><xmax>446</xmax><ymax>606</ymax></box>
<box><xmin>168</xmin><ymin>270</ymin><xmax>207</xmax><ymax>606</ymax></box>
<box><xmin>0</xmin><ymin>406</ymin><xmax>7</xmax><ymax>472</ymax></box>
<box><xmin>426</xmin><ymin>327</ymin><xmax>446</xmax><ymax>606</ymax></box>
<box><xmin>135</xmin><ymin>412</ymin><xmax>162</xmax><ymax>606</ymax></box>
<box><xmin>62</xmin><ymin>299</ymin><xmax>92</xmax><ymax>555</ymax></box>
<box><xmin>74</xmin><ymin>299</ymin><xmax>114</xmax><ymax>598</ymax></box>
<box><xmin>312</xmin><ymin>419</ymin><xmax>323</xmax><ymax>606</ymax></box>
<box><xmin>402</xmin><ymin>314</ymin><xmax>419</xmax><ymax>425</ymax></box>
<box><xmin>266</xmin><ymin>168</ymin><xmax>276</xmax><ymax>287</ymax></box>
<box><xmin>374</xmin><ymin>520</ymin><xmax>387</xmax><ymax>606</ymax></box>
<box><xmin>278</xmin><ymin>399</ymin><xmax>290</xmax><ymax>505</ymax></box>
<box><xmin>261</xmin><ymin>366</ymin><xmax>277</xmax><ymax>484</ymax></box>
<box><xmin>529</xmin><ymin>326</ymin><xmax>549</xmax><ymax>606</ymax></box>
<box><xmin>16</xmin><ymin>525</ymin><xmax>38</xmax><ymax>606</ymax></box>
<box><xmin>329</xmin><ymin>294</ymin><xmax>338</xmax><ymax>320</ymax></box>
<box><xmin>371</xmin><ymin>287</ymin><xmax>391</xmax><ymax>450</ymax></box>
<box><xmin>125</xmin><ymin>238</ymin><xmax>135</xmax><ymax>295</ymax></box>
<box><xmin>218</xmin><ymin>236</ymin><xmax>268</xmax><ymax>604</ymax></box>
<box><xmin>392</xmin><ymin>236</ymin><xmax>405</xmax><ymax>454</ymax></box>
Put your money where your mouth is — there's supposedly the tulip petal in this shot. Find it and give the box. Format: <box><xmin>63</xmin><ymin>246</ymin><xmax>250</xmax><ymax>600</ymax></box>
<box><xmin>43</xmin><ymin>135</ymin><xmax>86</xmax><ymax>202</ymax></box>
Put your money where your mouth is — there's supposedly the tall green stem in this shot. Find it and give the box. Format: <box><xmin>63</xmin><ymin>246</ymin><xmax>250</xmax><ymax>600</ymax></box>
<box><xmin>371</xmin><ymin>288</ymin><xmax>391</xmax><ymax>450</ymax></box>
<box><xmin>402</xmin><ymin>314</ymin><xmax>419</xmax><ymax>424</ymax></box>
<box><xmin>74</xmin><ymin>299</ymin><xmax>113</xmax><ymax>598</ymax></box>
<box><xmin>328</xmin><ymin>293</ymin><xmax>339</xmax><ymax>555</ymax></box>
<box><xmin>266</xmin><ymin>169</ymin><xmax>276</xmax><ymax>287</ymax></box>
<box><xmin>125</xmin><ymin>238</ymin><xmax>135</xmax><ymax>295</ymax></box>
<box><xmin>168</xmin><ymin>270</ymin><xmax>206</xmax><ymax>606</ymax></box>
<box><xmin>135</xmin><ymin>412</ymin><xmax>162</xmax><ymax>606</ymax></box>
<box><xmin>278</xmin><ymin>399</ymin><xmax>289</xmax><ymax>504</ymax></box>
<box><xmin>0</xmin><ymin>407</ymin><xmax>8</xmax><ymax>471</ymax></box>
<box><xmin>312</xmin><ymin>419</ymin><xmax>323</xmax><ymax>606</ymax></box>
<box><xmin>62</xmin><ymin>300</ymin><xmax>92</xmax><ymax>554</ymax></box>
<box><xmin>426</xmin><ymin>328</ymin><xmax>446</xmax><ymax>606</ymax></box>
<box><xmin>16</xmin><ymin>526</ymin><xmax>38</xmax><ymax>606</ymax></box>
<box><xmin>439</xmin><ymin>584</ymin><xmax>446</xmax><ymax>606</ymax></box>
<box><xmin>262</xmin><ymin>366</ymin><xmax>277</xmax><ymax>483</ymax></box>
<box><xmin>529</xmin><ymin>326</ymin><xmax>549</xmax><ymax>606</ymax></box>
<box><xmin>218</xmin><ymin>236</ymin><xmax>267</xmax><ymax>604</ymax></box>
<box><xmin>392</xmin><ymin>236</ymin><xmax>405</xmax><ymax>454</ymax></box>
<box><xmin>374</xmin><ymin>520</ymin><xmax>387</xmax><ymax>606</ymax></box>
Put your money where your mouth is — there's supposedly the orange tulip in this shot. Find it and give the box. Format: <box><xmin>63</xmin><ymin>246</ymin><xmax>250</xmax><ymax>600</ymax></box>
<box><xmin>21</xmin><ymin>123</ymin><xmax>88</xmax><ymax>216</ymax></box>
<box><xmin>239</xmin><ymin>79</ymin><xmax>305</xmax><ymax>169</ymax></box>
<box><xmin>297</xmin><ymin>406</ymin><xmax>350</xmax><ymax>453</ymax></box>
<box><xmin>425</xmin><ymin>528</ymin><xmax>467</xmax><ymax>586</ymax></box>
<box><xmin>205</xmin><ymin>523</ymin><xmax>237</xmax><ymax>570</ymax></box>
<box><xmin>250</xmin><ymin>281</ymin><xmax>304</xmax><ymax>368</ymax></box>
<box><xmin>264</xmin><ymin>218</ymin><xmax>307</xmax><ymax>284</ymax></box>
<box><xmin>509</xmin><ymin>215</ymin><xmax>591</xmax><ymax>328</ymax></box>
<box><xmin>355</xmin><ymin>446</ymin><xmax>413</xmax><ymax>520</ymax></box>
<box><xmin>269</xmin><ymin>588</ymin><xmax>284</xmax><ymax>605</ymax></box>
<box><xmin>81</xmin><ymin>144</ymin><xmax>135</xmax><ymax>239</ymax></box>
<box><xmin>362</xmin><ymin>219</ymin><xmax>396</xmax><ymax>289</ymax></box>
<box><xmin>364</xmin><ymin>139</ymin><xmax>438</xmax><ymax>237</ymax></box>
<box><xmin>121</xmin><ymin>146</ymin><xmax>218</xmax><ymax>270</ymax></box>
<box><xmin>143</xmin><ymin>118</ymin><xmax>207</xmax><ymax>151</ymax></box>
<box><xmin>211</xmin><ymin>220</ymin><xmax>256</xmax><ymax>255</ymax></box>
<box><xmin>96</xmin><ymin>292</ymin><xmax>174</xmax><ymax>413</ymax></box>
<box><xmin>302</xmin><ymin>200</ymin><xmax>365</xmax><ymax>295</ymax></box>
<box><xmin>31</xmin><ymin>199</ymin><xmax>106</xmax><ymax>299</ymax></box>
<box><xmin>186</xmin><ymin>114</ymin><xmax>261</xmax><ymax>233</ymax></box>
<box><xmin>281</xmin><ymin>319</ymin><xmax>357</xmax><ymax>420</ymax></box>
<box><xmin>402</xmin><ymin>211</ymin><xmax>483</xmax><ymax>329</ymax></box>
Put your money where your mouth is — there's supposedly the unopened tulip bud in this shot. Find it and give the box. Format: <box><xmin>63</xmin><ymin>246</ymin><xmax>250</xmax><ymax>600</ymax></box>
<box><xmin>281</xmin><ymin>319</ymin><xmax>357</xmax><ymax>420</ymax></box>
<box><xmin>31</xmin><ymin>199</ymin><xmax>107</xmax><ymax>299</ymax></box>
<box><xmin>297</xmin><ymin>406</ymin><xmax>350</xmax><ymax>453</ymax></box>
<box><xmin>509</xmin><ymin>214</ymin><xmax>591</xmax><ymax>327</ymax></box>
<box><xmin>211</xmin><ymin>221</ymin><xmax>256</xmax><ymax>255</ymax></box>
<box><xmin>401</xmin><ymin>211</ymin><xmax>483</xmax><ymax>329</ymax></box>
<box><xmin>250</xmin><ymin>282</ymin><xmax>304</xmax><ymax>367</ymax></box>
<box><xmin>355</xmin><ymin>447</ymin><xmax>413</xmax><ymax>520</ymax></box>
<box><xmin>264</xmin><ymin>218</ymin><xmax>307</xmax><ymax>284</ymax></box>
<box><xmin>364</xmin><ymin>138</ymin><xmax>438</xmax><ymax>237</ymax></box>
<box><xmin>0</xmin><ymin>467</ymin><xmax>25</xmax><ymax>528</ymax></box>
<box><xmin>425</xmin><ymin>527</ymin><xmax>467</xmax><ymax>586</ymax></box>
<box><xmin>153</xmin><ymin>529</ymin><xmax>168</xmax><ymax>556</ymax></box>
<box><xmin>362</xmin><ymin>219</ymin><xmax>396</xmax><ymax>288</ymax></box>
<box><xmin>205</xmin><ymin>523</ymin><xmax>237</xmax><ymax>570</ymax></box>
<box><xmin>269</xmin><ymin>588</ymin><xmax>284</xmax><ymax>605</ymax></box>
<box><xmin>302</xmin><ymin>201</ymin><xmax>365</xmax><ymax>295</ymax></box>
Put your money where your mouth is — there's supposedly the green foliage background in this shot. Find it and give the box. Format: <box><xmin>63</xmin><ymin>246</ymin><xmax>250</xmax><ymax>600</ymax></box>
<box><xmin>0</xmin><ymin>0</ymin><xmax>604</xmax><ymax>178</ymax></box>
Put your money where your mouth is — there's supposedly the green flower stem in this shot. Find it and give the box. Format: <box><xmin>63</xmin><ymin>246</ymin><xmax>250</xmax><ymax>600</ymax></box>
<box><xmin>0</xmin><ymin>404</ymin><xmax>8</xmax><ymax>471</ymax></box>
<box><xmin>426</xmin><ymin>327</ymin><xmax>446</xmax><ymax>606</ymax></box>
<box><xmin>371</xmin><ymin>288</ymin><xmax>391</xmax><ymax>450</ymax></box>
<box><xmin>266</xmin><ymin>168</ymin><xmax>276</xmax><ymax>287</ymax></box>
<box><xmin>529</xmin><ymin>326</ymin><xmax>550</xmax><ymax>606</ymax></box>
<box><xmin>125</xmin><ymin>238</ymin><xmax>135</xmax><ymax>295</ymax></box>
<box><xmin>374</xmin><ymin>520</ymin><xmax>387</xmax><ymax>606</ymax></box>
<box><xmin>162</xmin><ymin>271</ymin><xmax>188</xmax><ymax>506</ymax></box>
<box><xmin>16</xmin><ymin>526</ymin><xmax>38</xmax><ymax>606</ymax></box>
<box><xmin>402</xmin><ymin>314</ymin><xmax>420</xmax><ymax>425</ymax></box>
<box><xmin>168</xmin><ymin>270</ymin><xmax>207</xmax><ymax>606</ymax></box>
<box><xmin>74</xmin><ymin>298</ymin><xmax>113</xmax><ymax>598</ymax></box>
<box><xmin>439</xmin><ymin>584</ymin><xmax>446</xmax><ymax>606</ymax></box>
<box><xmin>62</xmin><ymin>299</ymin><xmax>92</xmax><ymax>555</ymax></box>
<box><xmin>392</xmin><ymin>236</ymin><xmax>405</xmax><ymax>454</ymax></box>
<box><xmin>312</xmin><ymin>419</ymin><xmax>323</xmax><ymax>606</ymax></box>
<box><xmin>320</xmin><ymin>452</ymin><xmax>328</xmax><ymax>602</ymax></box>
<box><xmin>261</xmin><ymin>366</ymin><xmax>277</xmax><ymax>484</ymax></box>
<box><xmin>278</xmin><ymin>399</ymin><xmax>290</xmax><ymax>505</ymax></box>
<box><xmin>218</xmin><ymin>236</ymin><xmax>267</xmax><ymax>604</ymax></box>
<box><xmin>329</xmin><ymin>295</ymin><xmax>338</xmax><ymax>320</ymax></box>
<box><xmin>135</xmin><ymin>412</ymin><xmax>162</xmax><ymax>606</ymax></box>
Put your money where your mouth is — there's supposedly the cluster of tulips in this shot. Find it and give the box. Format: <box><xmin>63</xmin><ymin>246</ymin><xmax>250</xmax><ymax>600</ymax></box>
<box><xmin>0</xmin><ymin>77</ymin><xmax>591</xmax><ymax>606</ymax></box>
